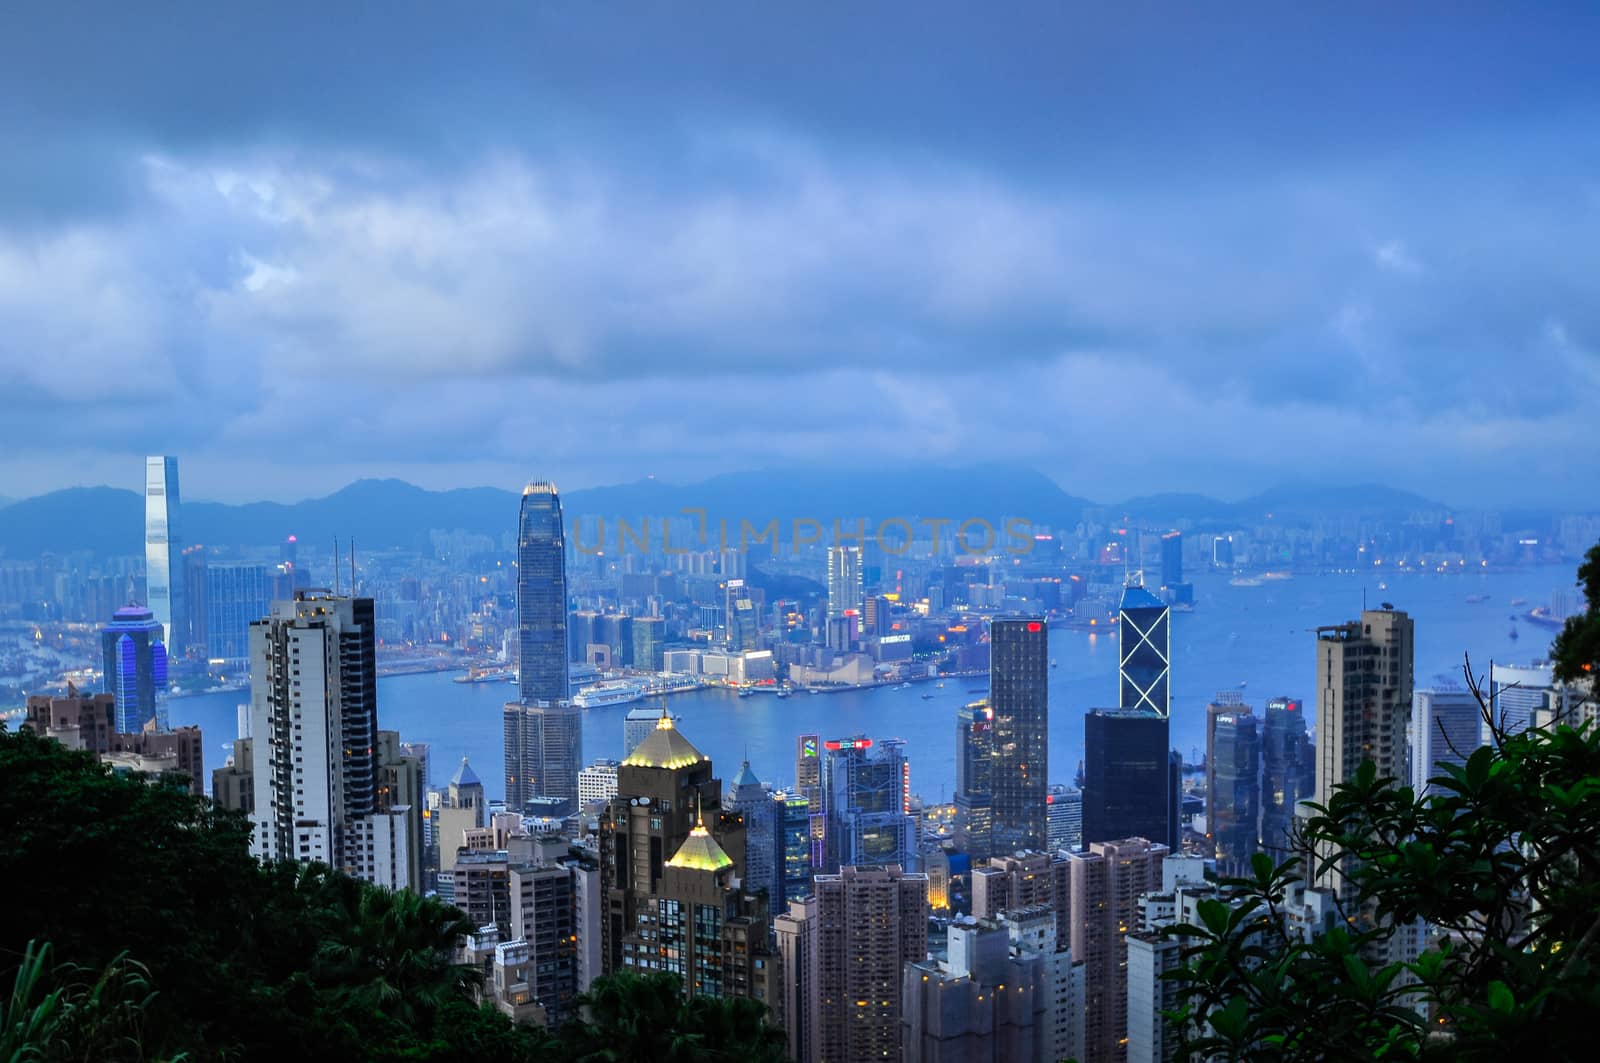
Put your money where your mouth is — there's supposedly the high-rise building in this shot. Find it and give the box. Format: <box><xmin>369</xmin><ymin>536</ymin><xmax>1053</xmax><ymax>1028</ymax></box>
<box><xmin>376</xmin><ymin>730</ymin><xmax>425</xmax><ymax>892</ymax></box>
<box><xmin>248</xmin><ymin>592</ymin><xmax>410</xmax><ymax>889</ymax></box>
<box><xmin>630</xmin><ymin>616</ymin><xmax>666</xmax><ymax>672</ymax></box>
<box><xmin>1260</xmin><ymin>697</ymin><xmax>1314</xmax><ymax>858</ymax></box>
<box><xmin>181</xmin><ymin>545</ymin><xmax>208</xmax><ymax>658</ymax></box>
<box><xmin>1411</xmin><ymin>689</ymin><xmax>1483</xmax><ymax>797</ymax></box>
<box><xmin>724</xmin><ymin>579</ymin><xmax>759</xmax><ymax>651</ymax></box>
<box><xmin>808</xmin><ymin>865</ymin><xmax>930</xmax><ymax>1063</ymax></box>
<box><xmin>1159</xmin><ymin>530</ymin><xmax>1183</xmax><ymax>589</ymax></box>
<box><xmin>517</xmin><ymin>482</ymin><xmax>568</xmax><ymax>700</ymax></box>
<box><xmin>624</xmin><ymin>706</ymin><xmax>673</xmax><ymax>757</ymax></box>
<box><xmin>578</xmin><ymin>758</ymin><xmax>621</xmax><ymax>806</ymax></box>
<box><xmin>796</xmin><ymin>733</ymin><xmax>825</xmax><ymax>872</ymax></box>
<box><xmin>1083</xmin><ymin>709</ymin><xmax>1170</xmax><ymax>848</ymax></box>
<box><xmin>821</xmin><ymin>736</ymin><xmax>915</xmax><ymax>873</ymax></box>
<box><xmin>504</xmin><ymin>699</ymin><xmax>583</xmax><ymax>815</ymax></box>
<box><xmin>989</xmin><ymin>617</ymin><xmax>1049</xmax><ymax>853</ymax></box>
<box><xmin>213</xmin><ymin>736</ymin><xmax>254</xmax><ymax>813</ymax></box>
<box><xmin>774</xmin><ymin>896</ymin><xmax>818</xmax><ymax>1063</ymax></box>
<box><xmin>1118</xmin><ymin>584</ymin><xmax>1169</xmax><ymax>718</ymax></box>
<box><xmin>144</xmin><ymin>456</ymin><xmax>185</xmax><ymax>656</ymax></box>
<box><xmin>205</xmin><ymin>563</ymin><xmax>272</xmax><ymax>673</ymax></box>
<box><xmin>826</xmin><ymin>546</ymin><xmax>864</xmax><ymax>621</ymax></box>
<box><xmin>902</xmin><ymin>917</ymin><xmax>1057</xmax><ymax>1063</ymax></box>
<box><xmin>1066</xmin><ymin>839</ymin><xmax>1167</xmax><ymax>1063</ymax></box>
<box><xmin>1314</xmin><ymin>607</ymin><xmax>1414</xmax><ymax>805</ymax></box>
<box><xmin>100</xmin><ymin>605</ymin><xmax>168</xmax><ymax>733</ymax></box>
<box><xmin>777</xmin><ymin>790</ymin><xmax>814</xmax><ymax>903</ymax></box>
<box><xmin>1208</xmin><ymin>708</ymin><xmax>1260</xmax><ymax>874</ymax></box>
<box><xmin>728</xmin><ymin>760</ymin><xmax>781</xmax><ymax>903</ymax></box>
<box><xmin>954</xmin><ymin>699</ymin><xmax>996</xmax><ymax>859</ymax></box>
<box><xmin>1047</xmin><ymin>783</ymin><xmax>1083</xmax><ymax>853</ymax></box>
<box><xmin>598</xmin><ymin>715</ymin><xmax>775</xmax><ymax>1008</ymax></box>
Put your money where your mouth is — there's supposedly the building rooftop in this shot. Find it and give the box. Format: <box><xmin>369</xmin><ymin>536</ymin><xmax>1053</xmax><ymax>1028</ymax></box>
<box><xmin>666</xmin><ymin>810</ymin><xmax>735</xmax><ymax>873</ymax></box>
<box><xmin>451</xmin><ymin>756</ymin><xmax>482</xmax><ymax>788</ymax></box>
<box><xmin>621</xmin><ymin>713</ymin><xmax>707</xmax><ymax>770</ymax></box>
<box><xmin>1119</xmin><ymin>584</ymin><xmax>1166</xmax><ymax>612</ymax></box>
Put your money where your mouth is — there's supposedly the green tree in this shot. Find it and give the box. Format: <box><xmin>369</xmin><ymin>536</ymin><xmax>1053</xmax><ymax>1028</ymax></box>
<box><xmin>0</xmin><ymin>940</ymin><xmax>179</xmax><ymax>1063</ymax></box>
<box><xmin>1552</xmin><ymin>539</ymin><xmax>1600</xmax><ymax>684</ymax></box>
<box><xmin>1167</xmin><ymin>654</ymin><xmax>1600</xmax><ymax>1060</ymax></box>
<box><xmin>557</xmin><ymin>971</ymin><xmax>788</xmax><ymax>1063</ymax></box>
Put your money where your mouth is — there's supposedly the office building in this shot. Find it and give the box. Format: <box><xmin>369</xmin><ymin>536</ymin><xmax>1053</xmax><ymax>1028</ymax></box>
<box><xmin>826</xmin><ymin>545</ymin><xmax>864</xmax><ymax>621</ymax></box>
<box><xmin>777</xmin><ymin>790</ymin><xmax>814</xmax><ymax>903</ymax></box>
<box><xmin>205</xmin><ymin>563</ymin><xmax>272</xmax><ymax>673</ymax></box>
<box><xmin>1083</xmin><ymin>709</ymin><xmax>1170</xmax><ymax>848</ymax></box>
<box><xmin>248</xmin><ymin>592</ymin><xmax>409</xmax><ymax>888</ymax></box>
<box><xmin>1159</xmin><ymin>530</ymin><xmax>1183</xmax><ymax>589</ymax></box>
<box><xmin>578</xmin><ymin>758</ymin><xmax>621</xmax><ymax>806</ymax></box>
<box><xmin>954</xmin><ymin>700</ymin><xmax>996</xmax><ymax>859</ymax></box>
<box><xmin>598</xmin><ymin>715</ymin><xmax>777</xmax><ymax>1008</ymax></box>
<box><xmin>821</xmin><ymin>736</ymin><xmax>915</xmax><ymax>873</ymax></box>
<box><xmin>1260</xmin><ymin>697</ymin><xmax>1314</xmax><ymax>858</ymax></box>
<box><xmin>516</xmin><ymin>481</ymin><xmax>568</xmax><ymax>701</ymax></box>
<box><xmin>1047</xmin><ymin>784</ymin><xmax>1082</xmax><ymax>853</ymax></box>
<box><xmin>1411</xmin><ymin>689</ymin><xmax>1484</xmax><ymax>796</ymax></box>
<box><xmin>1118</xmin><ymin>584</ymin><xmax>1169</xmax><ymax>718</ymax></box>
<box><xmin>1488</xmin><ymin>662</ymin><xmax>1568</xmax><ymax>734</ymax></box>
<box><xmin>100</xmin><ymin>605</ymin><xmax>169</xmax><ymax>733</ymax></box>
<box><xmin>1208</xmin><ymin>707</ymin><xmax>1260</xmax><ymax>874</ymax></box>
<box><xmin>724</xmin><ymin>579</ymin><xmax>759</xmax><ymax>652</ymax></box>
<box><xmin>631</xmin><ymin>615</ymin><xmax>665</xmax><ymax>672</ymax></box>
<box><xmin>144</xmin><ymin>455</ymin><xmax>186</xmax><ymax>656</ymax></box>
<box><xmin>809</xmin><ymin>865</ymin><xmax>930</xmax><ymax>1063</ymax></box>
<box><xmin>728</xmin><ymin>760</ymin><xmax>781</xmax><ymax>902</ymax></box>
<box><xmin>989</xmin><ymin>617</ymin><xmax>1049</xmax><ymax>853</ymax></box>
<box><xmin>504</xmin><ymin>698</ymin><xmax>583</xmax><ymax>815</ymax></box>
<box><xmin>623</xmin><ymin>705</ymin><xmax>673</xmax><ymax>757</ymax></box>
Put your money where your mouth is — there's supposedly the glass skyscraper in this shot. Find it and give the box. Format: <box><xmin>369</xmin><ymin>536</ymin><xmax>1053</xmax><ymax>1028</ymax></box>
<box><xmin>1082</xmin><ymin>708</ymin><xmax>1169</xmax><ymax>848</ymax></box>
<box><xmin>205</xmin><ymin>563</ymin><xmax>272</xmax><ymax>670</ymax></box>
<box><xmin>144</xmin><ymin>455</ymin><xmax>185</xmax><ymax>656</ymax></box>
<box><xmin>506</xmin><ymin>481</ymin><xmax>580</xmax><ymax>813</ymax></box>
<box><xmin>516</xmin><ymin>482</ymin><xmax>568</xmax><ymax>701</ymax></box>
<box><xmin>826</xmin><ymin>545</ymin><xmax>863</xmax><ymax>621</ymax></box>
<box><xmin>1260</xmin><ymin>697</ymin><xmax>1314</xmax><ymax>859</ymax></box>
<box><xmin>989</xmin><ymin>616</ymin><xmax>1049</xmax><ymax>853</ymax></box>
<box><xmin>100</xmin><ymin>604</ymin><xmax>168</xmax><ymax>733</ymax></box>
<box><xmin>1118</xmin><ymin>583</ymin><xmax>1170</xmax><ymax>718</ymax></box>
<box><xmin>953</xmin><ymin>700</ymin><xmax>996</xmax><ymax>859</ymax></box>
<box><xmin>1209</xmin><ymin>708</ymin><xmax>1260</xmax><ymax>873</ymax></box>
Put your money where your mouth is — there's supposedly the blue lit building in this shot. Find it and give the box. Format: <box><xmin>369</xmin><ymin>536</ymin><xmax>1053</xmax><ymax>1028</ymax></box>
<box><xmin>778</xmin><ymin>791</ymin><xmax>813</xmax><ymax>903</ymax></box>
<box><xmin>820</xmin><ymin>735</ymin><xmax>914</xmax><ymax>873</ymax></box>
<box><xmin>100</xmin><ymin>605</ymin><xmax>168</xmax><ymax>733</ymax></box>
<box><xmin>1118</xmin><ymin>584</ymin><xmax>1170</xmax><ymax>718</ymax></box>
<box><xmin>205</xmin><ymin>563</ymin><xmax>272</xmax><ymax>673</ymax></box>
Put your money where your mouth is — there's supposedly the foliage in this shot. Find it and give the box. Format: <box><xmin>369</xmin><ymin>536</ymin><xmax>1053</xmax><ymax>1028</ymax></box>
<box><xmin>0</xmin><ymin>940</ymin><xmax>178</xmax><ymax>1063</ymax></box>
<box><xmin>1551</xmin><ymin>539</ymin><xmax>1600</xmax><ymax>684</ymax></box>
<box><xmin>556</xmin><ymin>971</ymin><xmax>788</xmax><ymax>1063</ymax></box>
<box><xmin>1165</xmin><ymin>658</ymin><xmax>1600</xmax><ymax>1060</ymax></box>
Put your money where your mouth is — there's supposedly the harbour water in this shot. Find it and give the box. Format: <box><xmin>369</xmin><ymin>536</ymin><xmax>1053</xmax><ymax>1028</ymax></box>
<box><xmin>172</xmin><ymin>564</ymin><xmax>1576</xmax><ymax>800</ymax></box>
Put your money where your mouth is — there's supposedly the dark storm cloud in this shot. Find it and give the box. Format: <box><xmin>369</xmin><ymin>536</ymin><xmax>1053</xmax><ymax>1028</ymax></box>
<box><xmin>0</xmin><ymin>1</ymin><xmax>1596</xmax><ymax>503</ymax></box>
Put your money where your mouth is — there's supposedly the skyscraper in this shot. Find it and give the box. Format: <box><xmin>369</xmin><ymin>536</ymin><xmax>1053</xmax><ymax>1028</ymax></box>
<box><xmin>100</xmin><ymin>605</ymin><xmax>168</xmax><ymax>733</ymax></box>
<box><xmin>826</xmin><ymin>545</ymin><xmax>863</xmax><ymax>621</ymax></box>
<box><xmin>989</xmin><ymin>616</ymin><xmax>1049</xmax><ymax>853</ymax></box>
<box><xmin>624</xmin><ymin>705</ymin><xmax>674</xmax><ymax>757</ymax></box>
<box><xmin>205</xmin><ymin>563</ymin><xmax>272</xmax><ymax>672</ymax></box>
<box><xmin>1046</xmin><ymin>783</ymin><xmax>1083</xmax><ymax>852</ymax></box>
<box><xmin>728</xmin><ymin>760</ymin><xmax>781</xmax><ymax>903</ymax></box>
<box><xmin>807</xmin><ymin>865</ymin><xmax>930</xmax><ymax>1063</ymax></box>
<box><xmin>1208</xmin><ymin>708</ymin><xmax>1260</xmax><ymax>874</ymax></box>
<box><xmin>517</xmin><ymin>481</ymin><xmax>568</xmax><ymax>700</ymax></box>
<box><xmin>144</xmin><ymin>456</ymin><xmax>185</xmax><ymax>656</ymax></box>
<box><xmin>1082</xmin><ymin>709</ymin><xmax>1170</xmax><ymax>848</ymax></box>
<box><xmin>1314</xmin><ymin>607</ymin><xmax>1414</xmax><ymax>805</ymax></box>
<box><xmin>724</xmin><ymin>579</ymin><xmax>759</xmax><ymax>651</ymax></box>
<box><xmin>1260</xmin><ymin>697</ymin><xmax>1314</xmax><ymax>858</ymax></box>
<box><xmin>248</xmin><ymin>591</ymin><xmax>410</xmax><ymax>889</ymax></box>
<box><xmin>954</xmin><ymin>699</ymin><xmax>996</xmax><ymax>859</ymax></box>
<box><xmin>1118</xmin><ymin>584</ymin><xmax>1170</xmax><ymax>718</ymax></box>
<box><xmin>821</xmin><ymin>736</ymin><xmax>915</xmax><ymax>872</ymax></box>
<box><xmin>1411</xmin><ymin>689</ymin><xmax>1483</xmax><ymax>797</ymax></box>
<box><xmin>1064</xmin><ymin>839</ymin><xmax>1167</xmax><ymax>1063</ymax></box>
<box><xmin>1159</xmin><ymin>530</ymin><xmax>1183</xmax><ymax>589</ymax></box>
<box><xmin>508</xmin><ymin>481</ymin><xmax>580</xmax><ymax>814</ymax></box>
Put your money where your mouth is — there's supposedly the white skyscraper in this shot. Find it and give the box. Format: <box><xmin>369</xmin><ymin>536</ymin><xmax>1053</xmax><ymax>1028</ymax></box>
<box><xmin>1411</xmin><ymin>689</ymin><xmax>1484</xmax><ymax>796</ymax></box>
<box><xmin>826</xmin><ymin>545</ymin><xmax>863</xmax><ymax>621</ymax></box>
<box><xmin>144</xmin><ymin>456</ymin><xmax>185</xmax><ymax>654</ymax></box>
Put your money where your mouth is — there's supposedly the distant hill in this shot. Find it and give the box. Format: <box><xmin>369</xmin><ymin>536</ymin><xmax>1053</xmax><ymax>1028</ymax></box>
<box><xmin>0</xmin><ymin>468</ymin><xmax>1450</xmax><ymax>559</ymax></box>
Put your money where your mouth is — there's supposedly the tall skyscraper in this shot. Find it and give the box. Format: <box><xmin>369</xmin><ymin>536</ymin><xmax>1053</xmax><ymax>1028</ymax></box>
<box><xmin>1118</xmin><ymin>584</ymin><xmax>1170</xmax><ymax>718</ymax></box>
<box><xmin>1260</xmin><ymin>696</ymin><xmax>1314</xmax><ymax>858</ymax></box>
<box><xmin>248</xmin><ymin>591</ymin><xmax>410</xmax><ymax>889</ymax></box>
<box><xmin>1208</xmin><ymin>708</ymin><xmax>1260</xmax><ymax>874</ymax></box>
<box><xmin>508</xmin><ymin>481</ymin><xmax>580</xmax><ymax>814</ymax></box>
<box><xmin>807</xmin><ymin>865</ymin><xmax>929</xmax><ymax>1063</ymax></box>
<box><xmin>728</xmin><ymin>760</ymin><xmax>781</xmax><ymax>903</ymax></box>
<box><xmin>826</xmin><ymin>545</ymin><xmax>863</xmax><ymax>621</ymax></box>
<box><xmin>1047</xmin><ymin>783</ymin><xmax>1083</xmax><ymax>852</ymax></box>
<box><xmin>724</xmin><ymin>579</ymin><xmax>759</xmax><ymax>651</ymax></box>
<box><xmin>624</xmin><ymin>705</ymin><xmax>673</xmax><ymax>757</ymax></box>
<box><xmin>597</xmin><ymin>715</ymin><xmax>776</xmax><ymax>1007</ymax></box>
<box><xmin>1159</xmin><ymin>530</ymin><xmax>1183</xmax><ymax>588</ymax></box>
<box><xmin>989</xmin><ymin>616</ymin><xmax>1049</xmax><ymax>853</ymax></box>
<box><xmin>777</xmin><ymin>791</ymin><xmax>814</xmax><ymax>903</ymax></box>
<box><xmin>144</xmin><ymin>456</ymin><xmax>185</xmax><ymax>656</ymax></box>
<box><xmin>1411</xmin><ymin>689</ymin><xmax>1483</xmax><ymax>797</ymax></box>
<box><xmin>100</xmin><ymin>604</ymin><xmax>169</xmax><ymax>733</ymax></box>
<box><xmin>1314</xmin><ymin>607</ymin><xmax>1415</xmax><ymax>805</ymax></box>
<box><xmin>1064</xmin><ymin>839</ymin><xmax>1167</xmax><ymax>1063</ymax></box>
<box><xmin>1083</xmin><ymin>709</ymin><xmax>1170</xmax><ymax>848</ymax></box>
<box><xmin>820</xmin><ymin>736</ymin><xmax>915</xmax><ymax>873</ymax></box>
<box><xmin>954</xmin><ymin>699</ymin><xmax>996</xmax><ymax>859</ymax></box>
<box><xmin>205</xmin><ymin>563</ymin><xmax>272</xmax><ymax>672</ymax></box>
<box><xmin>517</xmin><ymin>481</ymin><xmax>568</xmax><ymax>700</ymax></box>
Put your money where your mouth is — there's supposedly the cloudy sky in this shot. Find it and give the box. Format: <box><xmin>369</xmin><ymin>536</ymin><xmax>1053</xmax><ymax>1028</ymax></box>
<box><xmin>1</xmin><ymin>2</ymin><xmax>1595</xmax><ymax>506</ymax></box>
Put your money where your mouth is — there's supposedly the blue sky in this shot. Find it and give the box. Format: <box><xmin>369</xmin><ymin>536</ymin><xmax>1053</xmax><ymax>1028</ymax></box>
<box><xmin>1</xmin><ymin>2</ymin><xmax>1595</xmax><ymax>505</ymax></box>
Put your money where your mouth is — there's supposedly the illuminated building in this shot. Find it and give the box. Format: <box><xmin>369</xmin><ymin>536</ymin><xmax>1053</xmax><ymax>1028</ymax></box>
<box><xmin>1118</xmin><ymin>584</ymin><xmax>1169</xmax><ymax>718</ymax></box>
<box><xmin>954</xmin><ymin>699</ymin><xmax>996</xmax><ymax>859</ymax></box>
<box><xmin>1260</xmin><ymin>697</ymin><xmax>1313</xmax><ymax>859</ymax></box>
<box><xmin>989</xmin><ymin>617</ymin><xmax>1049</xmax><ymax>853</ymax></box>
<box><xmin>99</xmin><ymin>604</ymin><xmax>168</xmax><ymax>733</ymax></box>
<box><xmin>144</xmin><ymin>456</ymin><xmax>185</xmax><ymax>655</ymax></box>
<box><xmin>820</xmin><ymin>735</ymin><xmax>915</xmax><ymax>873</ymax></box>
<box><xmin>826</xmin><ymin>545</ymin><xmax>864</xmax><ymax>621</ymax></box>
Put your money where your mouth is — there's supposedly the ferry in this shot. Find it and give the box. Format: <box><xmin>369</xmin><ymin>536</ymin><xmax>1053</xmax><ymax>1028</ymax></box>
<box><xmin>571</xmin><ymin>679</ymin><xmax>648</xmax><ymax>709</ymax></box>
<box><xmin>1466</xmin><ymin>594</ymin><xmax>1489</xmax><ymax>604</ymax></box>
<box><xmin>454</xmin><ymin>665</ymin><xmax>516</xmax><ymax>685</ymax></box>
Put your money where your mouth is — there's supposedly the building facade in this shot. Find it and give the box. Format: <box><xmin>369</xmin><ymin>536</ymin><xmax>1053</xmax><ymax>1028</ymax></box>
<box><xmin>1083</xmin><ymin>709</ymin><xmax>1170</xmax><ymax>849</ymax></box>
<box><xmin>144</xmin><ymin>455</ymin><xmax>185</xmax><ymax>655</ymax></box>
<box><xmin>989</xmin><ymin>617</ymin><xmax>1049</xmax><ymax>853</ymax></box>
<box><xmin>100</xmin><ymin>605</ymin><xmax>168</xmax><ymax>733</ymax></box>
<box><xmin>1118</xmin><ymin>584</ymin><xmax>1170</xmax><ymax>718</ymax></box>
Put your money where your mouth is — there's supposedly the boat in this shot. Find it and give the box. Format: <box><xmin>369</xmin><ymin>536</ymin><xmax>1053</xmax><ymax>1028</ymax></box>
<box><xmin>900</xmin><ymin>682</ymin><xmax>912</xmax><ymax>689</ymax></box>
<box><xmin>1230</xmin><ymin>576</ymin><xmax>1264</xmax><ymax>588</ymax></box>
<box><xmin>571</xmin><ymin>679</ymin><xmax>647</xmax><ymax>709</ymax></box>
<box><xmin>1050</xmin><ymin>658</ymin><xmax>1059</xmax><ymax>668</ymax></box>
<box><xmin>454</xmin><ymin>665</ymin><xmax>516</xmax><ymax>685</ymax></box>
<box><xmin>1509</xmin><ymin>627</ymin><xmax>1520</xmax><ymax>640</ymax></box>
<box><xmin>737</xmin><ymin>689</ymin><xmax>754</xmax><ymax>698</ymax></box>
<box><xmin>921</xmin><ymin>693</ymin><xmax>934</xmax><ymax>700</ymax></box>
<box><xmin>775</xmin><ymin>689</ymin><xmax>790</xmax><ymax>699</ymax></box>
<box><xmin>1378</xmin><ymin>581</ymin><xmax>1388</xmax><ymax>591</ymax></box>
<box><xmin>1510</xmin><ymin>598</ymin><xmax>1528</xmax><ymax>607</ymax></box>
<box><xmin>1466</xmin><ymin>594</ymin><xmax>1489</xmax><ymax>604</ymax></box>
<box><xmin>936</xmin><ymin>682</ymin><xmax>945</xmax><ymax>688</ymax></box>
